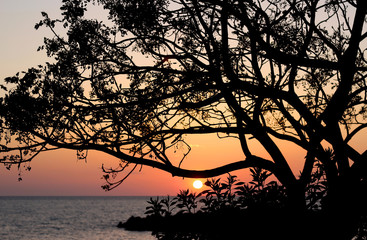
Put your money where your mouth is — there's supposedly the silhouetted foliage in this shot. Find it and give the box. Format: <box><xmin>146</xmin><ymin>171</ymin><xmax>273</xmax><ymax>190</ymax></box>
<box><xmin>235</xmin><ymin>168</ymin><xmax>287</xmax><ymax>210</ymax></box>
<box><xmin>305</xmin><ymin>160</ymin><xmax>328</xmax><ymax>210</ymax></box>
<box><xmin>145</xmin><ymin>197</ymin><xmax>166</xmax><ymax>217</ymax></box>
<box><xmin>123</xmin><ymin>168</ymin><xmax>367</xmax><ymax>239</ymax></box>
<box><xmin>2</xmin><ymin>1</ymin><xmax>367</xmax><ymax>238</ymax></box>
<box><xmin>145</xmin><ymin>196</ymin><xmax>178</xmax><ymax>217</ymax></box>
<box><xmin>176</xmin><ymin>189</ymin><xmax>199</xmax><ymax>214</ymax></box>
<box><xmin>200</xmin><ymin>174</ymin><xmax>238</xmax><ymax>211</ymax></box>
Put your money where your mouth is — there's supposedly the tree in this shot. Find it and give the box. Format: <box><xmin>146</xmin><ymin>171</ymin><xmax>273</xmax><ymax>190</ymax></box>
<box><xmin>1</xmin><ymin>0</ymin><xmax>367</xmax><ymax>237</ymax></box>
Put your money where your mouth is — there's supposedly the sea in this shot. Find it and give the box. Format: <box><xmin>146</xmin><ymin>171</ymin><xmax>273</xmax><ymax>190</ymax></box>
<box><xmin>0</xmin><ymin>196</ymin><xmax>157</xmax><ymax>240</ymax></box>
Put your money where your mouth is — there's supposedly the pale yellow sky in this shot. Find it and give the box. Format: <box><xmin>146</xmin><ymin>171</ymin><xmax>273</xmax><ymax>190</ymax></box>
<box><xmin>0</xmin><ymin>1</ymin><xmax>62</xmax><ymax>81</ymax></box>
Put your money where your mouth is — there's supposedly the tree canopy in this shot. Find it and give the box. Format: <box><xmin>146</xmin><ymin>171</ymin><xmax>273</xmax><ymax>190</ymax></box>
<box><xmin>1</xmin><ymin>0</ymin><xmax>367</xmax><ymax>213</ymax></box>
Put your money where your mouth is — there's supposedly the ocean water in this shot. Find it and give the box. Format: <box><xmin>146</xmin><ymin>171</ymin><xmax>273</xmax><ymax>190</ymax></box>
<box><xmin>0</xmin><ymin>196</ymin><xmax>156</xmax><ymax>240</ymax></box>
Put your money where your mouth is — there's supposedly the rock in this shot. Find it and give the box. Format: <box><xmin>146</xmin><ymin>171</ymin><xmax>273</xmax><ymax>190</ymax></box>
<box><xmin>117</xmin><ymin>221</ymin><xmax>124</xmax><ymax>228</ymax></box>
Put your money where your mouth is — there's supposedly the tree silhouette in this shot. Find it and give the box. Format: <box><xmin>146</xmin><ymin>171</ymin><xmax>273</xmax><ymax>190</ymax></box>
<box><xmin>1</xmin><ymin>0</ymin><xmax>367</xmax><ymax>237</ymax></box>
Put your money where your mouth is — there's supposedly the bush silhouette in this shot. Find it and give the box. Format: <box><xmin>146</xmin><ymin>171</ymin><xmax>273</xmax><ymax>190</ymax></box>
<box><xmin>120</xmin><ymin>166</ymin><xmax>367</xmax><ymax>239</ymax></box>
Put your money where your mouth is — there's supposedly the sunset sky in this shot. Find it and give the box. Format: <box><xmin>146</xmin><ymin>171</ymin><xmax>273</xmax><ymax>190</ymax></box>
<box><xmin>0</xmin><ymin>0</ymin><xmax>326</xmax><ymax>196</ymax></box>
<box><xmin>0</xmin><ymin>0</ymin><xmax>251</xmax><ymax>196</ymax></box>
<box><xmin>1</xmin><ymin>0</ymin><xmax>366</xmax><ymax>197</ymax></box>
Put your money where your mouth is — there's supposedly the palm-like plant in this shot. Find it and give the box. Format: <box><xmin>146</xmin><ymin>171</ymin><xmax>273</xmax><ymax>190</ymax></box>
<box><xmin>145</xmin><ymin>197</ymin><xmax>164</xmax><ymax>217</ymax></box>
<box><xmin>176</xmin><ymin>189</ymin><xmax>198</xmax><ymax>214</ymax></box>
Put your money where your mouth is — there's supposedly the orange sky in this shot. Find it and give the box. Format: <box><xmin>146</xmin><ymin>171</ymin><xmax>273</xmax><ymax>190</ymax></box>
<box><xmin>0</xmin><ymin>0</ymin><xmax>250</xmax><ymax>196</ymax></box>
<box><xmin>0</xmin><ymin>0</ymin><xmax>315</xmax><ymax>196</ymax></box>
<box><xmin>1</xmin><ymin>1</ymin><xmax>366</xmax><ymax>196</ymax></box>
<box><xmin>0</xmin><ymin>134</ymin><xmax>251</xmax><ymax>196</ymax></box>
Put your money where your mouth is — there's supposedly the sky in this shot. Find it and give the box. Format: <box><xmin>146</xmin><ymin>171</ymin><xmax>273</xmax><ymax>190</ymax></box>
<box><xmin>1</xmin><ymin>0</ymin><xmax>365</xmax><ymax>197</ymax></box>
<box><xmin>0</xmin><ymin>0</ymin><xmax>254</xmax><ymax>196</ymax></box>
<box><xmin>0</xmin><ymin>0</ymin><xmax>325</xmax><ymax>196</ymax></box>
<box><xmin>0</xmin><ymin>0</ymin><xmax>173</xmax><ymax>196</ymax></box>
<box><xmin>0</xmin><ymin>0</ymin><xmax>262</xmax><ymax>196</ymax></box>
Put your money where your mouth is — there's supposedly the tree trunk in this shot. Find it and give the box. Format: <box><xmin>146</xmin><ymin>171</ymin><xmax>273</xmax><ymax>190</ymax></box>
<box><xmin>285</xmin><ymin>177</ymin><xmax>364</xmax><ymax>240</ymax></box>
<box><xmin>286</xmin><ymin>181</ymin><xmax>306</xmax><ymax>212</ymax></box>
<box><xmin>324</xmin><ymin>175</ymin><xmax>362</xmax><ymax>240</ymax></box>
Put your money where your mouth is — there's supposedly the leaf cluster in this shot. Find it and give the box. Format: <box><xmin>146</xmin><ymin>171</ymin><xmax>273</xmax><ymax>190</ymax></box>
<box><xmin>145</xmin><ymin>196</ymin><xmax>178</xmax><ymax>217</ymax></box>
<box><xmin>145</xmin><ymin>164</ymin><xmax>330</xmax><ymax>222</ymax></box>
<box><xmin>145</xmin><ymin>168</ymin><xmax>288</xmax><ymax>219</ymax></box>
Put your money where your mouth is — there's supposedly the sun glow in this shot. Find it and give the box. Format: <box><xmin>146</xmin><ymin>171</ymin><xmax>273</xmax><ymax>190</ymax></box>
<box><xmin>193</xmin><ymin>180</ymin><xmax>203</xmax><ymax>189</ymax></box>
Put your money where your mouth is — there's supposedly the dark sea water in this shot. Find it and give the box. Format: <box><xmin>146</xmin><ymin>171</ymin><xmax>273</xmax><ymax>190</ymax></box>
<box><xmin>0</xmin><ymin>196</ymin><xmax>156</xmax><ymax>240</ymax></box>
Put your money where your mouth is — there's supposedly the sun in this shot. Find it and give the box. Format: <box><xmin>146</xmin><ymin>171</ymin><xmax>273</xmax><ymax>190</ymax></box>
<box><xmin>193</xmin><ymin>180</ymin><xmax>203</xmax><ymax>189</ymax></box>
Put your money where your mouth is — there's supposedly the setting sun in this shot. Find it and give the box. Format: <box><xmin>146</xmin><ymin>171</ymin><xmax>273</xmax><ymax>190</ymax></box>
<box><xmin>193</xmin><ymin>180</ymin><xmax>203</xmax><ymax>189</ymax></box>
